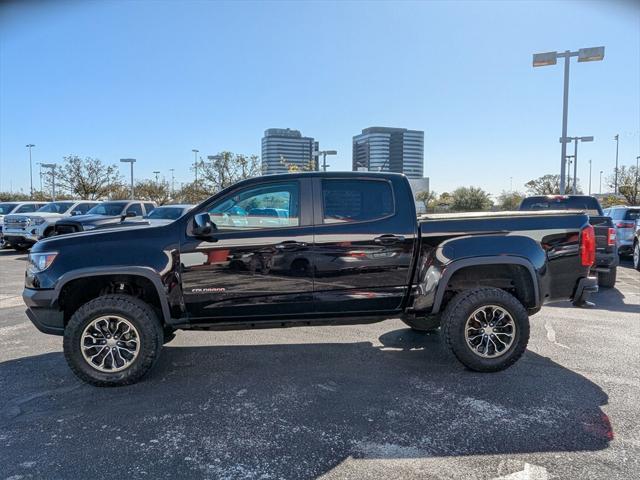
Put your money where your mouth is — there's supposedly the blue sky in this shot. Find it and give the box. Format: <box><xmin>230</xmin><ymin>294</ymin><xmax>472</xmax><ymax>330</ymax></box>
<box><xmin>1</xmin><ymin>0</ymin><xmax>638</xmax><ymax>196</ymax></box>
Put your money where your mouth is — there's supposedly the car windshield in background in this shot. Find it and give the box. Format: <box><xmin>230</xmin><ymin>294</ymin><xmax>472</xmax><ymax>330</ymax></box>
<box><xmin>146</xmin><ymin>207</ymin><xmax>186</xmax><ymax>220</ymax></box>
<box><xmin>519</xmin><ymin>196</ymin><xmax>602</xmax><ymax>216</ymax></box>
<box><xmin>36</xmin><ymin>202</ymin><xmax>75</xmax><ymax>214</ymax></box>
<box><xmin>0</xmin><ymin>203</ymin><xmax>18</xmax><ymax>215</ymax></box>
<box><xmin>623</xmin><ymin>209</ymin><xmax>640</xmax><ymax>221</ymax></box>
<box><xmin>86</xmin><ymin>202</ymin><xmax>127</xmax><ymax>216</ymax></box>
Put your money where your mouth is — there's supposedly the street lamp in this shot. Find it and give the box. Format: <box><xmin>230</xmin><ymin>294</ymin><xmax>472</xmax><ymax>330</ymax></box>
<box><xmin>313</xmin><ymin>150</ymin><xmax>337</xmax><ymax>172</ymax></box>
<box><xmin>25</xmin><ymin>144</ymin><xmax>35</xmax><ymax>198</ymax></box>
<box><xmin>559</xmin><ymin>135</ymin><xmax>593</xmax><ymax>193</ymax></box>
<box><xmin>41</xmin><ymin>163</ymin><xmax>57</xmax><ymax>201</ymax></box>
<box><xmin>120</xmin><ymin>158</ymin><xmax>136</xmax><ymax>199</ymax></box>
<box><xmin>588</xmin><ymin>159</ymin><xmax>592</xmax><ymax>195</ymax></box>
<box><xmin>153</xmin><ymin>171</ymin><xmax>160</xmax><ymax>185</ymax></box>
<box><xmin>614</xmin><ymin>134</ymin><xmax>619</xmax><ymax>195</ymax></box>
<box><xmin>533</xmin><ymin>46</ymin><xmax>605</xmax><ymax>193</ymax></box>
<box><xmin>169</xmin><ymin>168</ymin><xmax>175</xmax><ymax>196</ymax></box>
<box><xmin>599</xmin><ymin>170</ymin><xmax>603</xmax><ymax>195</ymax></box>
<box><xmin>192</xmin><ymin>149</ymin><xmax>199</xmax><ymax>186</ymax></box>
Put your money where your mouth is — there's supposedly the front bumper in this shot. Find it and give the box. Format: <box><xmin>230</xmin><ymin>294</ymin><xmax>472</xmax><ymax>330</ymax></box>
<box><xmin>572</xmin><ymin>276</ymin><xmax>598</xmax><ymax>307</ymax></box>
<box><xmin>22</xmin><ymin>288</ymin><xmax>64</xmax><ymax>335</ymax></box>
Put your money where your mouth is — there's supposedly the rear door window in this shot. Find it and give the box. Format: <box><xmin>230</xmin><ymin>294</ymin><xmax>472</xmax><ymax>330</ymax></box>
<box><xmin>144</xmin><ymin>203</ymin><xmax>156</xmax><ymax>215</ymax></box>
<box><xmin>321</xmin><ymin>179</ymin><xmax>394</xmax><ymax>224</ymax></box>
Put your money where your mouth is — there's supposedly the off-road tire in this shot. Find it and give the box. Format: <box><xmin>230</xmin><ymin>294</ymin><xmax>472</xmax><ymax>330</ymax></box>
<box><xmin>401</xmin><ymin>315</ymin><xmax>440</xmax><ymax>332</ymax></box>
<box><xmin>598</xmin><ymin>267</ymin><xmax>617</xmax><ymax>289</ymax></box>
<box><xmin>441</xmin><ymin>287</ymin><xmax>530</xmax><ymax>372</ymax></box>
<box><xmin>63</xmin><ymin>294</ymin><xmax>164</xmax><ymax>387</ymax></box>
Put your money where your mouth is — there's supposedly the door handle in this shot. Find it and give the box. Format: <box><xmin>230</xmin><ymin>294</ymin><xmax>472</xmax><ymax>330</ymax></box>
<box><xmin>374</xmin><ymin>235</ymin><xmax>405</xmax><ymax>245</ymax></box>
<box><xmin>275</xmin><ymin>241</ymin><xmax>307</xmax><ymax>250</ymax></box>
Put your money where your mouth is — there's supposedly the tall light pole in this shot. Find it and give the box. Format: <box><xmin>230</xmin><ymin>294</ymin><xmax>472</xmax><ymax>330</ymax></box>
<box><xmin>169</xmin><ymin>168</ymin><xmax>175</xmax><ymax>196</ymax></box>
<box><xmin>120</xmin><ymin>158</ymin><xmax>136</xmax><ymax>199</ymax></box>
<box><xmin>313</xmin><ymin>150</ymin><xmax>337</xmax><ymax>172</ymax></box>
<box><xmin>561</xmin><ymin>135</ymin><xmax>593</xmax><ymax>193</ymax></box>
<box><xmin>566</xmin><ymin>155</ymin><xmax>574</xmax><ymax>192</ymax></box>
<box><xmin>533</xmin><ymin>46</ymin><xmax>605</xmax><ymax>194</ymax></box>
<box><xmin>613</xmin><ymin>134</ymin><xmax>619</xmax><ymax>195</ymax></box>
<box><xmin>37</xmin><ymin>162</ymin><xmax>43</xmax><ymax>192</ymax></box>
<box><xmin>635</xmin><ymin>155</ymin><xmax>639</xmax><ymax>204</ymax></box>
<box><xmin>153</xmin><ymin>171</ymin><xmax>160</xmax><ymax>185</ymax></box>
<box><xmin>192</xmin><ymin>149</ymin><xmax>199</xmax><ymax>186</ymax></box>
<box><xmin>25</xmin><ymin>144</ymin><xmax>35</xmax><ymax>198</ymax></box>
<box><xmin>599</xmin><ymin>170</ymin><xmax>603</xmax><ymax>195</ymax></box>
<box><xmin>41</xmin><ymin>163</ymin><xmax>57</xmax><ymax>201</ymax></box>
<box><xmin>588</xmin><ymin>159</ymin><xmax>592</xmax><ymax>195</ymax></box>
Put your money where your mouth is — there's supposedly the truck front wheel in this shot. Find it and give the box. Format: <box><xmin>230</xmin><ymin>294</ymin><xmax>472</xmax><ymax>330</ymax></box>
<box><xmin>441</xmin><ymin>288</ymin><xmax>530</xmax><ymax>372</ymax></box>
<box><xmin>63</xmin><ymin>294</ymin><xmax>164</xmax><ymax>387</ymax></box>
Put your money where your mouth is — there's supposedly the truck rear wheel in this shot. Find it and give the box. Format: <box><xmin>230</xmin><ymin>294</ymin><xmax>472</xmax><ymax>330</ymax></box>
<box><xmin>63</xmin><ymin>294</ymin><xmax>164</xmax><ymax>387</ymax></box>
<box><xmin>441</xmin><ymin>288</ymin><xmax>529</xmax><ymax>372</ymax></box>
<box><xmin>598</xmin><ymin>267</ymin><xmax>617</xmax><ymax>289</ymax></box>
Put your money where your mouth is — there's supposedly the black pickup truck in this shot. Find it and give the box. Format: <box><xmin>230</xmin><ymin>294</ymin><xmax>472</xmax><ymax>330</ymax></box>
<box><xmin>23</xmin><ymin>172</ymin><xmax>597</xmax><ymax>386</ymax></box>
<box><xmin>519</xmin><ymin>195</ymin><xmax>618</xmax><ymax>288</ymax></box>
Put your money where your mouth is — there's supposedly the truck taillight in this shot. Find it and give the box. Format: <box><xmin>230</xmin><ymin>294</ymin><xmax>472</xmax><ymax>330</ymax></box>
<box><xmin>580</xmin><ymin>225</ymin><xmax>596</xmax><ymax>267</ymax></box>
<box><xmin>607</xmin><ymin>227</ymin><xmax>616</xmax><ymax>246</ymax></box>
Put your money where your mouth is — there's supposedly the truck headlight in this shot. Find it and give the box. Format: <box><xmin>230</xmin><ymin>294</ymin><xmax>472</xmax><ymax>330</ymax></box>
<box><xmin>28</xmin><ymin>252</ymin><xmax>58</xmax><ymax>272</ymax></box>
<box><xmin>31</xmin><ymin>217</ymin><xmax>46</xmax><ymax>225</ymax></box>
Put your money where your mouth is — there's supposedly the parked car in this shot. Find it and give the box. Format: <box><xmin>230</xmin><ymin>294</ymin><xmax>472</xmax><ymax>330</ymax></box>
<box><xmin>519</xmin><ymin>195</ymin><xmax>618</xmax><ymax>288</ymax></box>
<box><xmin>633</xmin><ymin>219</ymin><xmax>640</xmax><ymax>271</ymax></box>
<box><xmin>603</xmin><ymin>206</ymin><xmax>640</xmax><ymax>257</ymax></box>
<box><xmin>91</xmin><ymin>204</ymin><xmax>195</xmax><ymax>231</ymax></box>
<box><xmin>53</xmin><ymin>200</ymin><xmax>156</xmax><ymax>235</ymax></box>
<box><xmin>0</xmin><ymin>201</ymin><xmax>47</xmax><ymax>246</ymax></box>
<box><xmin>2</xmin><ymin>201</ymin><xmax>98</xmax><ymax>251</ymax></box>
<box><xmin>24</xmin><ymin>172</ymin><xmax>597</xmax><ymax>386</ymax></box>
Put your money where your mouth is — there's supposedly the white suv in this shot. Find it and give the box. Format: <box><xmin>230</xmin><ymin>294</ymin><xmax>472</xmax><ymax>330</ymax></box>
<box><xmin>3</xmin><ymin>200</ymin><xmax>97</xmax><ymax>250</ymax></box>
<box><xmin>0</xmin><ymin>201</ymin><xmax>47</xmax><ymax>245</ymax></box>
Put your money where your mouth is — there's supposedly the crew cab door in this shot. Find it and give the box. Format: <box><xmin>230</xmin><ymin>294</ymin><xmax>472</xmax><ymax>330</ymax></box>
<box><xmin>311</xmin><ymin>177</ymin><xmax>418</xmax><ymax>314</ymax></box>
<box><xmin>180</xmin><ymin>178</ymin><xmax>314</xmax><ymax>322</ymax></box>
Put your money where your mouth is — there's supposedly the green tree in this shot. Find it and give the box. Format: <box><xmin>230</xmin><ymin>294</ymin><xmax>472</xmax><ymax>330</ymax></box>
<box><xmin>134</xmin><ymin>179</ymin><xmax>172</xmax><ymax>205</ymax></box>
<box><xmin>55</xmin><ymin>155</ymin><xmax>123</xmax><ymax>199</ymax></box>
<box><xmin>415</xmin><ymin>190</ymin><xmax>436</xmax><ymax>212</ymax></box>
<box><xmin>608</xmin><ymin>165</ymin><xmax>639</xmax><ymax>205</ymax></box>
<box><xmin>525</xmin><ymin>174</ymin><xmax>561</xmax><ymax>195</ymax></box>
<box><xmin>279</xmin><ymin>155</ymin><xmax>317</xmax><ymax>173</ymax></box>
<box><xmin>450</xmin><ymin>186</ymin><xmax>493</xmax><ymax>211</ymax></box>
<box><xmin>497</xmin><ymin>190</ymin><xmax>524</xmax><ymax>210</ymax></box>
<box><xmin>173</xmin><ymin>182</ymin><xmax>210</xmax><ymax>204</ymax></box>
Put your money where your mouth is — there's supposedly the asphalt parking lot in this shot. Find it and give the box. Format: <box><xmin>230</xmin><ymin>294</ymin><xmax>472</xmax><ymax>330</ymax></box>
<box><xmin>0</xmin><ymin>249</ymin><xmax>638</xmax><ymax>480</ymax></box>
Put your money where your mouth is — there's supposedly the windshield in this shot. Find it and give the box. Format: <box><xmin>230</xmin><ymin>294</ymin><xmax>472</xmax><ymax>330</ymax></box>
<box><xmin>146</xmin><ymin>207</ymin><xmax>186</xmax><ymax>220</ymax></box>
<box><xmin>519</xmin><ymin>196</ymin><xmax>603</xmax><ymax>216</ymax></box>
<box><xmin>86</xmin><ymin>202</ymin><xmax>127</xmax><ymax>216</ymax></box>
<box><xmin>624</xmin><ymin>209</ymin><xmax>640</xmax><ymax>221</ymax></box>
<box><xmin>36</xmin><ymin>202</ymin><xmax>75</xmax><ymax>214</ymax></box>
<box><xmin>0</xmin><ymin>203</ymin><xmax>18</xmax><ymax>215</ymax></box>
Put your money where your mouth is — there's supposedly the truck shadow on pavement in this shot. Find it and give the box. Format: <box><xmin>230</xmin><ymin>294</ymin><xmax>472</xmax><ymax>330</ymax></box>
<box><xmin>0</xmin><ymin>329</ymin><xmax>611</xmax><ymax>479</ymax></box>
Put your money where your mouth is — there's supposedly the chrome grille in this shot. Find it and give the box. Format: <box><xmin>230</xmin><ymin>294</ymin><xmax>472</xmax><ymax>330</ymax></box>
<box><xmin>4</xmin><ymin>216</ymin><xmax>30</xmax><ymax>229</ymax></box>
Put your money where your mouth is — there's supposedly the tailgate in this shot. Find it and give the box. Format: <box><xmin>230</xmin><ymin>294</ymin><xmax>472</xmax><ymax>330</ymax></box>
<box><xmin>589</xmin><ymin>215</ymin><xmax>613</xmax><ymax>253</ymax></box>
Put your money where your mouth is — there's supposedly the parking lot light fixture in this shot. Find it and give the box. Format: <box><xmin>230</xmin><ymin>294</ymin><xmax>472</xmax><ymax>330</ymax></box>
<box><xmin>26</xmin><ymin>144</ymin><xmax>35</xmax><ymax>198</ymax></box>
<box><xmin>533</xmin><ymin>46</ymin><xmax>605</xmax><ymax>194</ymax></box>
<box><xmin>41</xmin><ymin>163</ymin><xmax>57</xmax><ymax>201</ymax></box>
<box><xmin>192</xmin><ymin>149</ymin><xmax>199</xmax><ymax>186</ymax></box>
<box><xmin>120</xmin><ymin>158</ymin><xmax>136</xmax><ymax>199</ymax></box>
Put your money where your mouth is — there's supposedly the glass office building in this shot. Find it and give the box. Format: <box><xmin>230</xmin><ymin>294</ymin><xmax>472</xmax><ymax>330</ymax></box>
<box><xmin>352</xmin><ymin>127</ymin><xmax>424</xmax><ymax>178</ymax></box>
<box><xmin>261</xmin><ymin>128</ymin><xmax>319</xmax><ymax>175</ymax></box>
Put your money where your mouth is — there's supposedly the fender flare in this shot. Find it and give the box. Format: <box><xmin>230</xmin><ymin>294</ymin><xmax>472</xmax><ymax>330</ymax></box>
<box><xmin>431</xmin><ymin>256</ymin><xmax>540</xmax><ymax>314</ymax></box>
<box><xmin>54</xmin><ymin>266</ymin><xmax>172</xmax><ymax>323</ymax></box>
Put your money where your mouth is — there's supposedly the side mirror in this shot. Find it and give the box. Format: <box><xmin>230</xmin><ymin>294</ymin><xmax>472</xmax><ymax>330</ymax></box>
<box><xmin>120</xmin><ymin>211</ymin><xmax>137</xmax><ymax>221</ymax></box>
<box><xmin>193</xmin><ymin>213</ymin><xmax>217</xmax><ymax>238</ymax></box>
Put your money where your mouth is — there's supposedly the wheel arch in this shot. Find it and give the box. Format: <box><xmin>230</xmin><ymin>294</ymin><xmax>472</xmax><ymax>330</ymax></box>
<box><xmin>55</xmin><ymin>267</ymin><xmax>171</xmax><ymax>325</ymax></box>
<box><xmin>432</xmin><ymin>256</ymin><xmax>540</xmax><ymax>314</ymax></box>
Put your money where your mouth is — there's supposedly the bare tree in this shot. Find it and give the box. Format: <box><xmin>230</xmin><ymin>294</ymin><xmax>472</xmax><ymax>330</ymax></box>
<box><xmin>607</xmin><ymin>165</ymin><xmax>639</xmax><ymax>205</ymax></box>
<box><xmin>497</xmin><ymin>191</ymin><xmax>524</xmax><ymax>210</ymax></box>
<box><xmin>199</xmin><ymin>152</ymin><xmax>261</xmax><ymax>193</ymax></box>
<box><xmin>134</xmin><ymin>179</ymin><xmax>172</xmax><ymax>205</ymax></box>
<box><xmin>55</xmin><ymin>155</ymin><xmax>123</xmax><ymax>199</ymax></box>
